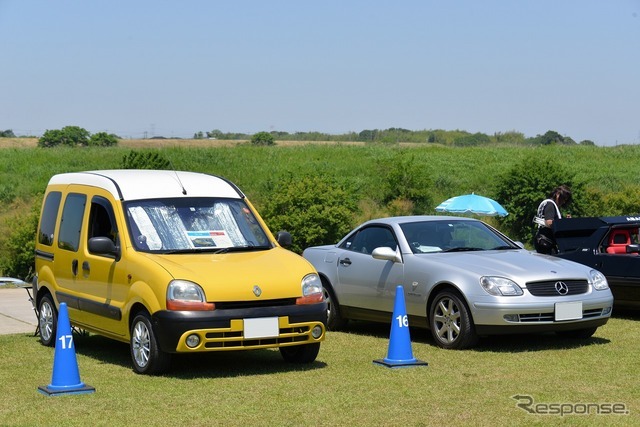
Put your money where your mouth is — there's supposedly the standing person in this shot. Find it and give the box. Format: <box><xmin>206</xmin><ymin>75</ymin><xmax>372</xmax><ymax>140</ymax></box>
<box><xmin>533</xmin><ymin>185</ymin><xmax>572</xmax><ymax>254</ymax></box>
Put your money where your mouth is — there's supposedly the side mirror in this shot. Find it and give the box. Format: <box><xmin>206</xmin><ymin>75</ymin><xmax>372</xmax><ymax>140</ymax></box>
<box><xmin>626</xmin><ymin>244</ymin><xmax>640</xmax><ymax>254</ymax></box>
<box><xmin>275</xmin><ymin>231</ymin><xmax>292</xmax><ymax>248</ymax></box>
<box><xmin>88</xmin><ymin>237</ymin><xmax>120</xmax><ymax>260</ymax></box>
<box><xmin>371</xmin><ymin>246</ymin><xmax>402</xmax><ymax>263</ymax></box>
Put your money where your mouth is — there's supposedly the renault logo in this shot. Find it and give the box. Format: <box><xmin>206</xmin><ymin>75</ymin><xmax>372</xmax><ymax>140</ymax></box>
<box><xmin>555</xmin><ymin>281</ymin><xmax>569</xmax><ymax>295</ymax></box>
<box><xmin>253</xmin><ymin>285</ymin><xmax>262</xmax><ymax>297</ymax></box>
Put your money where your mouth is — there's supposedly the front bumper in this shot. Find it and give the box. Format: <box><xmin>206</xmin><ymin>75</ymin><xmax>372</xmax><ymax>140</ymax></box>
<box><xmin>471</xmin><ymin>293</ymin><xmax>613</xmax><ymax>335</ymax></box>
<box><xmin>152</xmin><ymin>301</ymin><xmax>327</xmax><ymax>353</ymax></box>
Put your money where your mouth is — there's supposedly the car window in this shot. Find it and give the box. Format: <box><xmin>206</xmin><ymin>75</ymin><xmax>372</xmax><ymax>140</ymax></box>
<box><xmin>58</xmin><ymin>193</ymin><xmax>87</xmax><ymax>252</ymax></box>
<box><xmin>401</xmin><ymin>220</ymin><xmax>513</xmax><ymax>253</ymax></box>
<box><xmin>88</xmin><ymin>196</ymin><xmax>118</xmax><ymax>246</ymax></box>
<box><xmin>341</xmin><ymin>226</ymin><xmax>397</xmax><ymax>255</ymax></box>
<box><xmin>124</xmin><ymin>198</ymin><xmax>270</xmax><ymax>252</ymax></box>
<box><xmin>39</xmin><ymin>191</ymin><xmax>62</xmax><ymax>246</ymax></box>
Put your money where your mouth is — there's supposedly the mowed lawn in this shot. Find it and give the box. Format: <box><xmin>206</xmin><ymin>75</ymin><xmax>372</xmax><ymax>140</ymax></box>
<box><xmin>0</xmin><ymin>309</ymin><xmax>638</xmax><ymax>426</ymax></box>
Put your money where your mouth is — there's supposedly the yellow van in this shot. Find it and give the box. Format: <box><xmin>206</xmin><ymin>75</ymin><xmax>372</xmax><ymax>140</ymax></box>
<box><xmin>34</xmin><ymin>170</ymin><xmax>326</xmax><ymax>374</ymax></box>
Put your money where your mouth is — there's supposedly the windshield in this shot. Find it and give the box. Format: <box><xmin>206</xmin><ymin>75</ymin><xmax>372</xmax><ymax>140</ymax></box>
<box><xmin>124</xmin><ymin>198</ymin><xmax>270</xmax><ymax>253</ymax></box>
<box><xmin>400</xmin><ymin>220</ymin><xmax>516</xmax><ymax>254</ymax></box>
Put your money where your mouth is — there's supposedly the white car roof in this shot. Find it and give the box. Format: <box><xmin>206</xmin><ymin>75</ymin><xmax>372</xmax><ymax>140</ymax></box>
<box><xmin>47</xmin><ymin>170</ymin><xmax>244</xmax><ymax>201</ymax></box>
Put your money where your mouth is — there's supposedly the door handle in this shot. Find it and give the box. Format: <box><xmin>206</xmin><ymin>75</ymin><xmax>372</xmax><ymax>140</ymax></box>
<box><xmin>339</xmin><ymin>258</ymin><xmax>352</xmax><ymax>266</ymax></box>
<box><xmin>82</xmin><ymin>261</ymin><xmax>90</xmax><ymax>276</ymax></box>
<box><xmin>71</xmin><ymin>259</ymin><xmax>78</xmax><ymax>276</ymax></box>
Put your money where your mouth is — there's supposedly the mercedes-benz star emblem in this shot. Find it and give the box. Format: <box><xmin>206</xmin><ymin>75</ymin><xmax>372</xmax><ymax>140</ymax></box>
<box><xmin>555</xmin><ymin>281</ymin><xmax>569</xmax><ymax>295</ymax></box>
<box><xmin>253</xmin><ymin>285</ymin><xmax>262</xmax><ymax>297</ymax></box>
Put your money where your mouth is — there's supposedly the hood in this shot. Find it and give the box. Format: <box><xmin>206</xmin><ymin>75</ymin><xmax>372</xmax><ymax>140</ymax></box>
<box><xmin>144</xmin><ymin>248</ymin><xmax>314</xmax><ymax>301</ymax></box>
<box><xmin>424</xmin><ymin>249</ymin><xmax>593</xmax><ymax>282</ymax></box>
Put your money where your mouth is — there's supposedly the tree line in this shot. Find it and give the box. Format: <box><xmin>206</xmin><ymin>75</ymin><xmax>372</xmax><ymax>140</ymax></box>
<box><xmin>2</xmin><ymin>126</ymin><xmax>597</xmax><ymax>146</ymax></box>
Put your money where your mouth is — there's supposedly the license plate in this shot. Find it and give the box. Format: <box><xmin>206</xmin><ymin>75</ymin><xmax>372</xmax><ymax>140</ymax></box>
<box><xmin>555</xmin><ymin>302</ymin><xmax>583</xmax><ymax>321</ymax></box>
<box><xmin>244</xmin><ymin>317</ymin><xmax>279</xmax><ymax>339</ymax></box>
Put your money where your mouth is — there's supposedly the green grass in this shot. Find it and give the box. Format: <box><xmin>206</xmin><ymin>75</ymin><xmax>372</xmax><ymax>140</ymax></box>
<box><xmin>1</xmin><ymin>311</ymin><xmax>639</xmax><ymax>426</ymax></box>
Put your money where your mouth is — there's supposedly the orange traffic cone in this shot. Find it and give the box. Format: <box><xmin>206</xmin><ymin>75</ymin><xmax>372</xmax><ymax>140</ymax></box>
<box><xmin>374</xmin><ymin>285</ymin><xmax>428</xmax><ymax>368</ymax></box>
<box><xmin>38</xmin><ymin>302</ymin><xmax>95</xmax><ymax>396</ymax></box>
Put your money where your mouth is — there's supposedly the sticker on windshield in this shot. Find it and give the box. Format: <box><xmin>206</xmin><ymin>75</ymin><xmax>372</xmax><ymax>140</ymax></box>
<box><xmin>186</xmin><ymin>230</ymin><xmax>234</xmax><ymax>248</ymax></box>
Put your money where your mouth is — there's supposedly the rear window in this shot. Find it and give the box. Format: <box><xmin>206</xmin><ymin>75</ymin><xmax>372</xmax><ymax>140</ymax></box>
<box><xmin>38</xmin><ymin>191</ymin><xmax>62</xmax><ymax>246</ymax></box>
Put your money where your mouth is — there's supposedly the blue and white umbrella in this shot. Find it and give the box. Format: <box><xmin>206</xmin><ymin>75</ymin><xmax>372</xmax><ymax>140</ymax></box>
<box><xmin>435</xmin><ymin>193</ymin><xmax>508</xmax><ymax>217</ymax></box>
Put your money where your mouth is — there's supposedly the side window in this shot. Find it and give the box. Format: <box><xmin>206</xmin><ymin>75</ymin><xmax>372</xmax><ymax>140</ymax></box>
<box><xmin>343</xmin><ymin>226</ymin><xmax>396</xmax><ymax>255</ymax></box>
<box><xmin>58</xmin><ymin>193</ymin><xmax>87</xmax><ymax>252</ymax></box>
<box><xmin>88</xmin><ymin>196</ymin><xmax>118</xmax><ymax>246</ymax></box>
<box><xmin>38</xmin><ymin>191</ymin><xmax>62</xmax><ymax>246</ymax></box>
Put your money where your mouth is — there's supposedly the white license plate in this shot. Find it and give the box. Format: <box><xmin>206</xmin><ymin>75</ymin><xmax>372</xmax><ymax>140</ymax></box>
<box><xmin>555</xmin><ymin>302</ymin><xmax>583</xmax><ymax>321</ymax></box>
<box><xmin>244</xmin><ymin>317</ymin><xmax>279</xmax><ymax>339</ymax></box>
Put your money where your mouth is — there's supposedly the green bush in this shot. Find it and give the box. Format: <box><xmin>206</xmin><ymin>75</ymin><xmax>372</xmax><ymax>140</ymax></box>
<box><xmin>121</xmin><ymin>150</ymin><xmax>171</xmax><ymax>170</ymax></box>
<box><xmin>261</xmin><ymin>174</ymin><xmax>357</xmax><ymax>253</ymax></box>
<box><xmin>251</xmin><ymin>132</ymin><xmax>275</xmax><ymax>146</ymax></box>
<box><xmin>379</xmin><ymin>152</ymin><xmax>433</xmax><ymax>214</ymax></box>
<box><xmin>89</xmin><ymin>132</ymin><xmax>119</xmax><ymax>147</ymax></box>
<box><xmin>0</xmin><ymin>205</ymin><xmax>39</xmax><ymax>280</ymax></box>
<box><xmin>38</xmin><ymin>126</ymin><xmax>91</xmax><ymax>147</ymax></box>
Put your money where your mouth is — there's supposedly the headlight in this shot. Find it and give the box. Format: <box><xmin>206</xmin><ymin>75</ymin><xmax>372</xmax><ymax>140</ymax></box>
<box><xmin>167</xmin><ymin>280</ymin><xmax>215</xmax><ymax>311</ymax></box>
<box><xmin>480</xmin><ymin>276</ymin><xmax>523</xmax><ymax>296</ymax></box>
<box><xmin>296</xmin><ymin>273</ymin><xmax>324</xmax><ymax>305</ymax></box>
<box><xmin>590</xmin><ymin>270</ymin><xmax>609</xmax><ymax>291</ymax></box>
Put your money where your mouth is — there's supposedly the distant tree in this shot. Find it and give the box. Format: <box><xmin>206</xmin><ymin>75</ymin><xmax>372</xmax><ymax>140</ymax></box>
<box><xmin>453</xmin><ymin>132</ymin><xmax>491</xmax><ymax>146</ymax></box>
<box><xmin>0</xmin><ymin>129</ymin><xmax>16</xmax><ymax>138</ymax></box>
<box><xmin>89</xmin><ymin>132</ymin><xmax>118</xmax><ymax>147</ymax></box>
<box><xmin>251</xmin><ymin>131</ymin><xmax>275</xmax><ymax>146</ymax></box>
<box><xmin>38</xmin><ymin>126</ymin><xmax>90</xmax><ymax>147</ymax></box>
<box><xmin>527</xmin><ymin>130</ymin><xmax>576</xmax><ymax>146</ymax></box>
<box><xmin>193</xmin><ymin>131</ymin><xmax>204</xmax><ymax>139</ymax></box>
<box><xmin>206</xmin><ymin>129</ymin><xmax>223</xmax><ymax>139</ymax></box>
<box><xmin>121</xmin><ymin>150</ymin><xmax>171</xmax><ymax>170</ymax></box>
<box><xmin>494</xmin><ymin>131</ymin><xmax>526</xmax><ymax>144</ymax></box>
<box><xmin>579</xmin><ymin>140</ymin><xmax>596</xmax><ymax>146</ymax></box>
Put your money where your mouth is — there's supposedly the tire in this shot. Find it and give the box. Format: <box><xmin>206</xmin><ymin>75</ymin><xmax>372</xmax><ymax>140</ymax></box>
<box><xmin>429</xmin><ymin>290</ymin><xmax>478</xmax><ymax>349</ymax></box>
<box><xmin>323</xmin><ymin>282</ymin><xmax>347</xmax><ymax>330</ymax></box>
<box><xmin>38</xmin><ymin>294</ymin><xmax>57</xmax><ymax>347</ymax></box>
<box><xmin>280</xmin><ymin>343</ymin><xmax>320</xmax><ymax>364</ymax></box>
<box><xmin>556</xmin><ymin>327</ymin><xmax>597</xmax><ymax>339</ymax></box>
<box><xmin>130</xmin><ymin>312</ymin><xmax>171</xmax><ymax>375</ymax></box>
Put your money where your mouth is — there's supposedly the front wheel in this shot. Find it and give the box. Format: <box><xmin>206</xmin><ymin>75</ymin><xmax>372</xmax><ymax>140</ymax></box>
<box><xmin>279</xmin><ymin>343</ymin><xmax>320</xmax><ymax>364</ymax></box>
<box><xmin>130</xmin><ymin>312</ymin><xmax>171</xmax><ymax>375</ymax></box>
<box><xmin>323</xmin><ymin>283</ymin><xmax>347</xmax><ymax>330</ymax></box>
<box><xmin>38</xmin><ymin>294</ymin><xmax>57</xmax><ymax>347</ymax></box>
<box><xmin>429</xmin><ymin>290</ymin><xmax>478</xmax><ymax>349</ymax></box>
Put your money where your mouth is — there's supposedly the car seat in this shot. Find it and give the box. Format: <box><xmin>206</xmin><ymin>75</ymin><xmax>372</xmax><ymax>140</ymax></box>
<box><xmin>606</xmin><ymin>230</ymin><xmax>631</xmax><ymax>254</ymax></box>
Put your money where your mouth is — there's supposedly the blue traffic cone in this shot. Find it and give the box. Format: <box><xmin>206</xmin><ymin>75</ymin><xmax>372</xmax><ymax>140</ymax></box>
<box><xmin>38</xmin><ymin>302</ymin><xmax>95</xmax><ymax>396</ymax></box>
<box><xmin>374</xmin><ymin>285</ymin><xmax>428</xmax><ymax>368</ymax></box>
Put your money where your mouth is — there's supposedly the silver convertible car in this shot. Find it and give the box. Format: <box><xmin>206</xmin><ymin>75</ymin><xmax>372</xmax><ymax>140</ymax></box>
<box><xmin>302</xmin><ymin>216</ymin><xmax>614</xmax><ymax>349</ymax></box>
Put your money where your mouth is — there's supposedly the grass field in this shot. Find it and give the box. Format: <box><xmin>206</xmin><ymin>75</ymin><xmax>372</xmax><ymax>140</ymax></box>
<box><xmin>0</xmin><ymin>302</ymin><xmax>638</xmax><ymax>426</ymax></box>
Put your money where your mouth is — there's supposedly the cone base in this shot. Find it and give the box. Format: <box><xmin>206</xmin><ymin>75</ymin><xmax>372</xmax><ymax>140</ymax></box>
<box><xmin>373</xmin><ymin>358</ymin><xmax>428</xmax><ymax>368</ymax></box>
<box><xmin>38</xmin><ymin>383</ymin><xmax>96</xmax><ymax>396</ymax></box>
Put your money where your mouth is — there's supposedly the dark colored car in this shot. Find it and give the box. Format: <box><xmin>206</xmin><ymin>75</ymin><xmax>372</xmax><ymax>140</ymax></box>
<box><xmin>553</xmin><ymin>216</ymin><xmax>640</xmax><ymax>309</ymax></box>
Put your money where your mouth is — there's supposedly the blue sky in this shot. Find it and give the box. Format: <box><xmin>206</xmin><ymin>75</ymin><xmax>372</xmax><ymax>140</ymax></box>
<box><xmin>1</xmin><ymin>1</ymin><xmax>639</xmax><ymax>145</ymax></box>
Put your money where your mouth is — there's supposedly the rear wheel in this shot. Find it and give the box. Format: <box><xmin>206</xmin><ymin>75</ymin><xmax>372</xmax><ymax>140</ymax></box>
<box><xmin>280</xmin><ymin>343</ymin><xmax>320</xmax><ymax>363</ymax></box>
<box><xmin>429</xmin><ymin>290</ymin><xmax>478</xmax><ymax>349</ymax></box>
<box><xmin>130</xmin><ymin>312</ymin><xmax>171</xmax><ymax>375</ymax></box>
<box><xmin>38</xmin><ymin>294</ymin><xmax>57</xmax><ymax>347</ymax></box>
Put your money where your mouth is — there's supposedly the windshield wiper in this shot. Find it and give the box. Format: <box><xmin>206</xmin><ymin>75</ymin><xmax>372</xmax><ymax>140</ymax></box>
<box><xmin>491</xmin><ymin>245</ymin><xmax>517</xmax><ymax>250</ymax></box>
<box><xmin>213</xmin><ymin>245</ymin><xmax>271</xmax><ymax>254</ymax></box>
<box><xmin>442</xmin><ymin>247</ymin><xmax>484</xmax><ymax>252</ymax></box>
